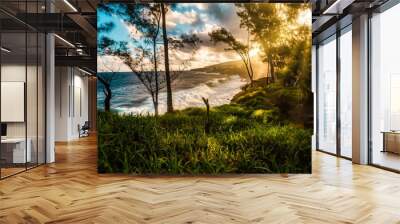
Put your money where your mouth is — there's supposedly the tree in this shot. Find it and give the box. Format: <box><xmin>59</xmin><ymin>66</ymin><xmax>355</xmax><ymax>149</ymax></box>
<box><xmin>97</xmin><ymin>14</ymin><xmax>120</xmax><ymax>112</ymax></box>
<box><xmin>98</xmin><ymin>3</ymin><xmax>166</xmax><ymax>115</ymax></box>
<box><xmin>209</xmin><ymin>28</ymin><xmax>255</xmax><ymax>85</ymax></box>
<box><xmin>235</xmin><ymin>4</ymin><xmax>307</xmax><ymax>82</ymax></box>
<box><xmin>99</xmin><ymin>36</ymin><xmax>166</xmax><ymax>115</ymax></box>
<box><xmin>97</xmin><ymin>58</ymin><xmax>121</xmax><ymax>112</ymax></box>
<box><xmin>161</xmin><ymin>3</ymin><xmax>173</xmax><ymax>113</ymax></box>
<box><xmin>236</xmin><ymin>3</ymin><xmax>282</xmax><ymax>82</ymax></box>
<box><xmin>236</xmin><ymin>3</ymin><xmax>312</xmax><ymax>126</ymax></box>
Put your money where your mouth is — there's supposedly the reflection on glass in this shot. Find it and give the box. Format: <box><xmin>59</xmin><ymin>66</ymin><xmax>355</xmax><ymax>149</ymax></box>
<box><xmin>340</xmin><ymin>28</ymin><xmax>352</xmax><ymax>158</ymax></box>
<box><xmin>0</xmin><ymin>1</ymin><xmax>47</xmax><ymax>179</ymax></box>
<box><xmin>27</xmin><ymin>31</ymin><xmax>38</xmax><ymax>169</ymax></box>
<box><xmin>38</xmin><ymin>33</ymin><xmax>46</xmax><ymax>165</ymax></box>
<box><xmin>371</xmin><ymin>4</ymin><xmax>400</xmax><ymax>171</ymax></box>
<box><xmin>318</xmin><ymin>36</ymin><xmax>337</xmax><ymax>154</ymax></box>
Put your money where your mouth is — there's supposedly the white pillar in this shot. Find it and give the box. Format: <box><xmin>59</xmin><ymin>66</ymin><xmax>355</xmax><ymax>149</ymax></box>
<box><xmin>352</xmin><ymin>14</ymin><xmax>369</xmax><ymax>164</ymax></box>
<box><xmin>46</xmin><ymin>32</ymin><xmax>55</xmax><ymax>163</ymax></box>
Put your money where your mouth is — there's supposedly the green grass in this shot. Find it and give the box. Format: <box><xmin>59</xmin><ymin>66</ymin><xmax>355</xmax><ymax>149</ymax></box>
<box><xmin>98</xmin><ymin>102</ymin><xmax>312</xmax><ymax>174</ymax></box>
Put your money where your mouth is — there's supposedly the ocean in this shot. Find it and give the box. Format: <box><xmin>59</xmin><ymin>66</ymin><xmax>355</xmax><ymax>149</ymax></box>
<box><xmin>97</xmin><ymin>71</ymin><xmax>247</xmax><ymax>114</ymax></box>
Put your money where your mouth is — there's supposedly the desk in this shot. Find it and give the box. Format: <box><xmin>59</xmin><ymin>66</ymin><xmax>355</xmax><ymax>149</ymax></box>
<box><xmin>1</xmin><ymin>138</ymin><xmax>31</xmax><ymax>163</ymax></box>
<box><xmin>381</xmin><ymin>131</ymin><xmax>400</xmax><ymax>154</ymax></box>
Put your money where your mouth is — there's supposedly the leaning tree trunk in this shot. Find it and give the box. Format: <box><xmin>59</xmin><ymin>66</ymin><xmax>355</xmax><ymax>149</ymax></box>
<box><xmin>161</xmin><ymin>3</ymin><xmax>173</xmax><ymax>113</ymax></box>
<box><xmin>242</xmin><ymin>59</ymin><xmax>253</xmax><ymax>87</ymax></box>
<box><xmin>268</xmin><ymin>56</ymin><xmax>275</xmax><ymax>83</ymax></box>
<box><xmin>104</xmin><ymin>88</ymin><xmax>111</xmax><ymax>112</ymax></box>
<box><xmin>98</xmin><ymin>76</ymin><xmax>112</xmax><ymax>112</ymax></box>
<box><xmin>153</xmin><ymin>101</ymin><xmax>159</xmax><ymax>116</ymax></box>
<box><xmin>246</xmin><ymin>54</ymin><xmax>254</xmax><ymax>86</ymax></box>
<box><xmin>153</xmin><ymin>39</ymin><xmax>159</xmax><ymax>116</ymax></box>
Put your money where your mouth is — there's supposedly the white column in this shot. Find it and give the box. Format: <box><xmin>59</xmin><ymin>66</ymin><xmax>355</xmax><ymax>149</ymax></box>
<box><xmin>46</xmin><ymin>32</ymin><xmax>55</xmax><ymax>163</ymax></box>
<box><xmin>352</xmin><ymin>14</ymin><xmax>369</xmax><ymax>164</ymax></box>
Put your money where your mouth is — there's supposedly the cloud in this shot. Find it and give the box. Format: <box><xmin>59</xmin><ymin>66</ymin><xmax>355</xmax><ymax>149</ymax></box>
<box><xmin>123</xmin><ymin>21</ymin><xmax>143</xmax><ymax>39</ymax></box>
<box><xmin>172</xmin><ymin>4</ymin><xmax>249</xmax><ymax>46</ymax></box>
<box><xmin>178</xmin><ymin>3</ymin><xmax>208</xmax><ymax>10</ymax></box>
<box><xmin>97</xmin><ymin>55</ymin><xmax>130</xmax><ymax>72</ymax></box>
<box><xmin>165</xmin><ymin>3</ymin><xmax>254</xmax><ymax>70</ymax></box>
<box><xmin>166</xmin><ymin>9</ymin><xmax>200</xmax><ymax>29</ymax></box>
<box><xmin>206</xmin><ymin>4</ymin><xmax>228</xmax><ymax>22</ymax></box>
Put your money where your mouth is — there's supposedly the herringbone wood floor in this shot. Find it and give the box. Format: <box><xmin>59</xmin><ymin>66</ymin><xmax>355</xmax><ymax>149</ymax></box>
<box><xmin>0</xmin><ymin>136</ymin><xmax>400</xmax><ymax>224</ymax></box>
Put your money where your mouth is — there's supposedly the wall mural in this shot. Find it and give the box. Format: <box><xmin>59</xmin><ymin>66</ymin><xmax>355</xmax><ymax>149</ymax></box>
<box><xmin>97</xmin><ymin>3</ymin><xmax>312</xmax><ymax>174</ymax></box>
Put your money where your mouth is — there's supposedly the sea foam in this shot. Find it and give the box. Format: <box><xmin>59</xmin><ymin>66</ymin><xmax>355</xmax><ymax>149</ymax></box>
<box><xmin>116</xmin><ymin>74</ymin><xmax>246</xmax><ymax>115</ymax></box>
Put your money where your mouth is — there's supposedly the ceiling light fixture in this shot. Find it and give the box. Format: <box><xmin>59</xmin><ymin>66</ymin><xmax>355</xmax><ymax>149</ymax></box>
<box><xmin>1</xmin><ymin>47</ymin><xmax>11</xmax><ymax>53</ymax></box>
<box><xmin>78</xmin><ymin>67</ymin><xmax>92</xmax><ymax>76</ymax></box>
<box><xmin>54</xmin><ymin>34</ymin><xmax>75</xmax><ymax>48</ymax></box>
<box><xmin>63</xmin><ymin>0</ymin><xmax>78</xmax><ymax>12</ymax></box>
<box><xmin>322</xmin><ymin>0</ymin><xmax>355</xmax><ymax>15</ymax></box>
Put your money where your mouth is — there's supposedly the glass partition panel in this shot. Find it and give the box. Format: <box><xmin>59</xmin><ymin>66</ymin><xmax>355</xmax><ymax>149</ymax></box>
<box><xmin>1</xmin><ymin>31</ymin><xmax>27</xmax><ymax>177</ymax></box>
<box><xmin>38</xmin><ymin>32</ymin><xmax>45</xmax><ymax>165</ymax></box>
<box><xmin>27</xmin><ymin>31</ymin><xmax>38</xmax><ymax>169</ymax></box>
<box><xmin>317</xmin><ymin>35</ymin><xmax>337</xmax><ymax>154</ymax></box>
<box><xmin>339</xmin><ymin>27</ymin><xmax>352</xmax><ymax>158</ymax></box>
<box><xmin>0</xmin><ymin>0</ymin><xmax>46</xmax><ymax>179</ymax></box>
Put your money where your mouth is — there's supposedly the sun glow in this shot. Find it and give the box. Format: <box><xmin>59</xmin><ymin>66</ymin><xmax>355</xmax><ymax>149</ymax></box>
<box><xmin>297</xmin><ymin>10</ymin><xmax>311</xmax><ymax>25</ymax></box>
<box><xmin>249</xmin><ymin>44</ymin><xmax>261</xmax><ymax>57</ymax></box>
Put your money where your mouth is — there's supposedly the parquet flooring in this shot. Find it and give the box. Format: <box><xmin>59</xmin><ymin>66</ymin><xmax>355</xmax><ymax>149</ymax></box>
<box><xmin>1</xmin><ymin>135</ymin><xmax>400</xmax><ymax>223</ymax></box>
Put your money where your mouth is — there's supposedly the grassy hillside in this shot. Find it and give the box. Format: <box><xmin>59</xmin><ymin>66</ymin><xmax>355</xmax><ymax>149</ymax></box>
<box><xmin>231</xmin><ymin>78</ymin><xmax>313</xmax><ymax>128</ymax></box>
<box><xmin>192</xmin><ymin>58</ymin><xmax>268</xmax><ymax>80</ymax></box>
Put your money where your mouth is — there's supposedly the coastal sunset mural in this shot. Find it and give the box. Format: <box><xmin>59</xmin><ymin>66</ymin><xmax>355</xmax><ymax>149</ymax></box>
<box><xmin>97</xmin><ymin>3</ymin><xmax>312</xmax><ymax>174</ymax></box>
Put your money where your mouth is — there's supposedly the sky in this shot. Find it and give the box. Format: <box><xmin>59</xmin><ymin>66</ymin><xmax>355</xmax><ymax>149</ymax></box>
<box><xmin>97</xmin><ymin>3</ymin><xmax>310</xmax><ymax>72</ymax></box>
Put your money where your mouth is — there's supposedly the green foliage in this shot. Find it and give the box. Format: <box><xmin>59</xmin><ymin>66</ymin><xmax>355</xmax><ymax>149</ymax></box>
<box><xmin>231</xmin><ymin>73</ymin><xmax>312</xmax><ymax>127</ymax></box>
<box><xmin>98</xmin><ymin>103</ymin><xmax>312</xmax><ymax>174</ymax></box>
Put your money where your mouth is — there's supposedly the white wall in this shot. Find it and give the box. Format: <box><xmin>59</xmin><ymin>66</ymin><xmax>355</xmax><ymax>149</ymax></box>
<box><xmin>55</xmin><ymin>66</ymin><xmax>70</xmax><ymax>141</ymax></box>
<box><xmin>1</xmin><ymin>65</ymin><xmax>26</xmax><ymax>139</ymax></box>
<box><xmin>55</xmin><ymin>67</ymin><xmax>89</xmax><ymax>141</ymax></box>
